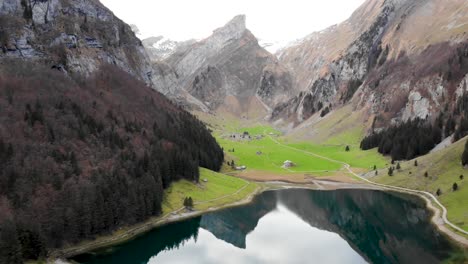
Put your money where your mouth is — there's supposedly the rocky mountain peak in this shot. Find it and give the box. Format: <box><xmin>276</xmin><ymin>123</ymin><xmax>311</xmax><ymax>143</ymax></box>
<box><xmin>147</xmin><ymin>14</ymin><xmax>293</xmax><ymax>115</ymax></box>
<box><xmin>212</xmin><ymin>14</ymin><xmax>247</xmax><ymax>42</ymax></box>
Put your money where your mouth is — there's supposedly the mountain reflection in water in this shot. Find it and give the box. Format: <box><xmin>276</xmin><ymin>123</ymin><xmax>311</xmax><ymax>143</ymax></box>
<box><xmin>72</xmin><ymin>189</ymin><xmax>461</xmax><ymax>264</ymax></box>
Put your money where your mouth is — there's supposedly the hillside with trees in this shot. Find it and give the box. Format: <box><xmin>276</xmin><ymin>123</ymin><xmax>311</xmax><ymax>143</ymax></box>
<box><xmin>360</xmin><ymin>118</ymin><xmax>442</xmax><ymax>161</ymax></box>
<box><xmin>0</xmin><ymin>60</ymin><xmax>224</xmax><ymax>263</ymax></box>
<box><xmin>361</xmin><ymin>90</ymin><xmax>468</xmax><ymax>162</ymax></box>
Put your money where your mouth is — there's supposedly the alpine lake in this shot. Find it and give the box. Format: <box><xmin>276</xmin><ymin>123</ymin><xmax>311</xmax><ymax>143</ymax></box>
<box><xmin>71</xmin><ymin>188</ymin><xmax>466</xmax><ymax>264</ymax></box>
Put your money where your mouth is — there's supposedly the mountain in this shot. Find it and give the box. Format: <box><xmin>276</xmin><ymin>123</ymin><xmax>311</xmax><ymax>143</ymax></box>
<box><xmin>149</xmin><ymin>15</ymin><xmax>294</xmax><ymax>116</ymax></box>
<box><xmin>0</xmin><ymin>0</ymin><xmax>155</xmax><ymax>85</ymax></box>
<box><xmin>0</xmin><ymin>1</ymin><xmax>224</xmax><ymax>263</ymax></box>
<box><xmin>142</xmin><ymin>36</ymin><xmax>195</xmax><ymax>62</ymax></box>
<box><xmin>273</xmin><ymin>0</ymin><xmax>468</xmax><ymax>130</ymax></box>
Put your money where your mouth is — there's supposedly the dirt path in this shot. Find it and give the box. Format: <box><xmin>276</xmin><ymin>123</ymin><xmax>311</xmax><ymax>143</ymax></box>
<box><xmin>264</xmin><ymin>130</ymin><xmax>468</xmax><ymax>246</ymax></box>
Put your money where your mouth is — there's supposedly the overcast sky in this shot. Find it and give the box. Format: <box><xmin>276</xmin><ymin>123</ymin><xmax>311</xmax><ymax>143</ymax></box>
<box><xmin>101</xmin><ymin>0</ymin><xmax>365</xmax><ymax>44</ymax></box>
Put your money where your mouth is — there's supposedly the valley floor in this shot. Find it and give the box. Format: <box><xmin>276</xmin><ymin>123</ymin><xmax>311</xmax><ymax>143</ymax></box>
<box><xmin>195</xmin><ymin>112</ymin><xmax>468</xmax><ymax>245</ymax></box>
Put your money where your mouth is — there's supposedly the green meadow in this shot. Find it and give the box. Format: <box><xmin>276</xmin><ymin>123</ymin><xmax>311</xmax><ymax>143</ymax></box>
<box><xmin>218</xmin><ymin>129</ymin><xmax>340</xmax><ymax>173</ymax></box>
<box><xmin>215</xmin><ymin>124</ymin><xmax>389</xmax><ymax>174</ymax></box>
<box><xmin>284</xmin><ymin>142</ymin><xmax>389</xmax><ymax>170</ymax></box>
<box><xmin>162</xmin><ymin>168</ymin><xmax>258</xmax><ymax>212</ymax></box>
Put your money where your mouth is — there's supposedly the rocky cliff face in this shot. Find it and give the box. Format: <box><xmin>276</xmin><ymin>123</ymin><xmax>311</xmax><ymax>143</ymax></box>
<box><xmin>0</xmin><ymin>0</ymin><xmax>153</xmax><ymax>84</ymax></box>
<box><xmin>274</xmin><ymin>0</ymin><xmax>468</xmax><ymax>129</ymax></box>
<box><xmin>142</xmin><ymin>36</ymin><xmax>195</xmax><ymax>62</ymax></box>
<box><xmin>149</xmin><ymin>15</ymin><xmax>294</xmax><ymax>114</ymax></box>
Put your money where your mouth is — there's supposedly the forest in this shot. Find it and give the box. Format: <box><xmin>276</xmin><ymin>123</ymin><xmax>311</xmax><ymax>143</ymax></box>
<box><xmin>360</xmin><ymin>118</ymin><xmax>442</xmax><ymax>161</ymax></box>
<box><xmin>0</xmin><ymin>60</ymin><xmax>224</xmax><ymax>263</ymax></box>
<box><xmin>361</xmin><ymin>90</ymin><xmax>468</xmax><ymax>161</ymax></box>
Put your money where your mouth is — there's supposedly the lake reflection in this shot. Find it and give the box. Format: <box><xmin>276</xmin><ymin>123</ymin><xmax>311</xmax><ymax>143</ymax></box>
<box><xmin>151</xmin><ymin>205</ymin><xmax>366</xmax><ymax>264</ymax></box>
<box><xmin>72</xmin><ymin>189</ymin><xmax>462</xmax><ymax>264</ymax></box>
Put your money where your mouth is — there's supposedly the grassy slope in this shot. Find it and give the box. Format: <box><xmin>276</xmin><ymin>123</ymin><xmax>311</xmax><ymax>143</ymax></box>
<box><xmin>287</xmin><ymin>104</ymin><xmax>370</xmax><ymax>145</ymax></box>
<box><xmin>285</xmin><ymin>142</ymin><xmax>389</xmax><ymax>170</ymax></box>
<box><xmin>372</xmin><ymin>137</ymin><xmax>468</xmax><ymax>231</ymax></box>
<box><xmin>162</xmin><ymin>168</ymin><xmax>258</xmax><ymax>212</ymax></box>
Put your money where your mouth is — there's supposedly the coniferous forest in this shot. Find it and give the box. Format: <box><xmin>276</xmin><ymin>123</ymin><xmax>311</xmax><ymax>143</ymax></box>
<box><xmin>361</xmin><ymin>91</ymin><xmax>468</xmax><ymax>161</ymax></box>
<box><xmin>0</xmin><ymin>61</ymin><xmax>224</xmax><ymax>263</ymax></box>
<box><xmin>360</xmin><ymin>118</ymin><xmax>442</xmax><ymax>161</ymax></box>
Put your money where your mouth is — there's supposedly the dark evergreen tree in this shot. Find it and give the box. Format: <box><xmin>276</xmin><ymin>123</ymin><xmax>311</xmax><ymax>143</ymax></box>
<box><xmin>462</xmin><ymin>140</ymin><xmax>468</xmax><ymax>166</ymax></box>
<box><xmin>388</xmin><ymin>167</ymin><xmax>394</xmax><ymax>176</ymax></box>
<box><xmin>0</xmin><ymin>220</ymin><xmax>22</xmax><ymax>264</ymax></box>
<box><xmin>436</xmin><ymin>188</ymin><xmax>442</xmax><ymax>196</ymax></box>
<box><xmin>183</xmin><ymin>197</ymin><xmax>193</xmax><ymax>208</ymax></box>
<box><xmin>320</xmin><ymin>106</ymin><xmax>330</xmax><ymax>117</ymax></box>
<box><xmin>452</xmin><ymin>182</ymin><xmax>459</xmax><ymax>191</ymax></box>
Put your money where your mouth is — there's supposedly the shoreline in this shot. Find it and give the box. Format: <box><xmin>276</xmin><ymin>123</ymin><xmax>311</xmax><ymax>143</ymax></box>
<box><xmin>50</xmin><ymin>184</ymin><xmax>266</xmax><ymax>260</ymax></box>
<box><xmin>262</xmin><ymin>133</ymin><xmax>468</xmax><ymax>247</ymax></box>
<box><xmin>51</xmin><ymin>178</ymin><xmax>467</xmax><ymax>262</ymax></box>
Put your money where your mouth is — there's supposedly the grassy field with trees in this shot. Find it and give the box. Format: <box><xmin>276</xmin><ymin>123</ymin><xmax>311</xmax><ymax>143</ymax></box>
<box><xmin>162</xmin><ymin>168</ymin><xmax>258</xmax><ymax>212</ymax></box>
<box><xmin>217</xmin><ymin>127</ymin><xmax>342</xmax><ymax>174</ymax></box>
<box><xmin>215</xmin><ymin>124</ymin><xmax>389</xmax><ymax>176</ymax></box>
<box><xmin>372</xmin><ymin>137</ymin><xmax>468</xmax><ymax>231</ymax></box>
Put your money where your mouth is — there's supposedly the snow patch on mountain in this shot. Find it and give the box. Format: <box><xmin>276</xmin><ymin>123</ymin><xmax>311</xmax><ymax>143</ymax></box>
<box><xmin>142</xmin><ymin>36</ymin><xmax>195</xmax><ymax>62</ymax></box>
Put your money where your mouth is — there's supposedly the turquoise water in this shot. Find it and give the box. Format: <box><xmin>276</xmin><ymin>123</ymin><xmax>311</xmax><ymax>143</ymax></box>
<box><xmin>71</xmin><ymin>189</ymin><xmax>463</xmax><ymax>264</ymax></box>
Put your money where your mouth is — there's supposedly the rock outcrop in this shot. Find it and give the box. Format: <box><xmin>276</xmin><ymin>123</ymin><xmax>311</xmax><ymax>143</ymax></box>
<box><xmin>0</xmin><ymin>0</ymin><xmax>153</xmax><ymax>85</ymax></box>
